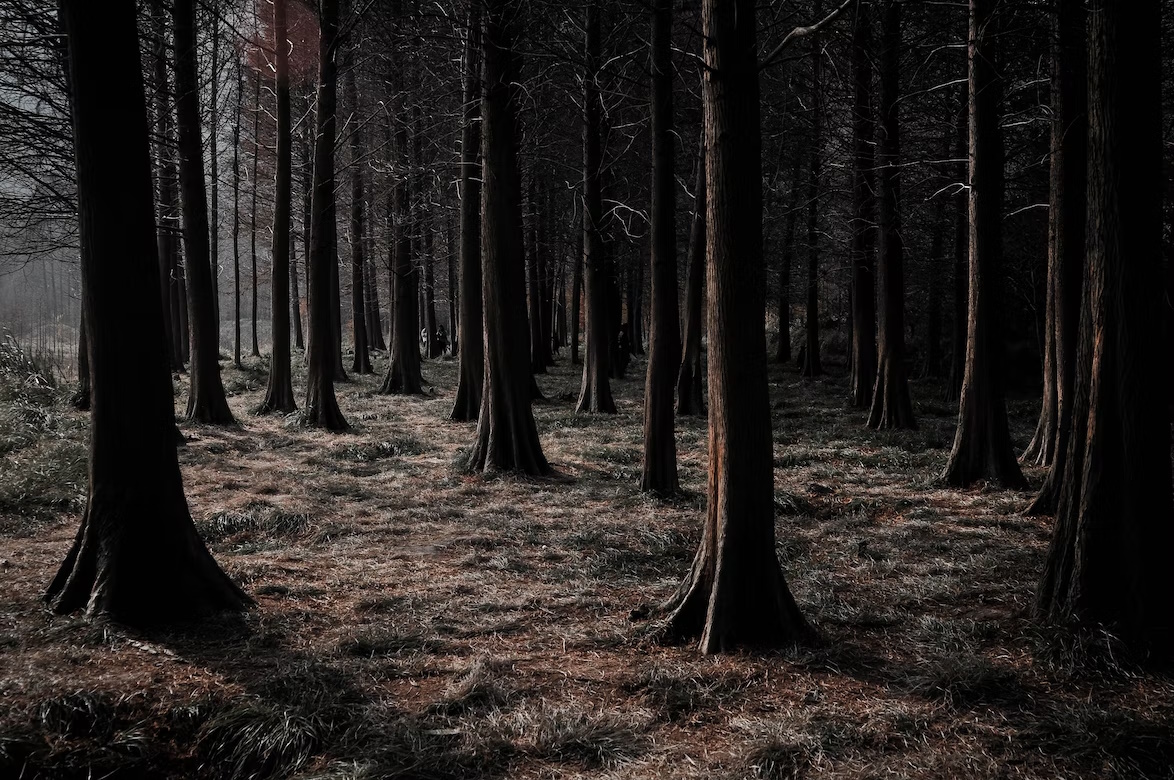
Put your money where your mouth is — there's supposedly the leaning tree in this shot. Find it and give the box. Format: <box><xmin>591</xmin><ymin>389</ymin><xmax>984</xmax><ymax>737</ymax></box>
<box><xmin>47</xmin><ymin>0</ymin><xmax>251</xmax><ymax>625</ymax></box>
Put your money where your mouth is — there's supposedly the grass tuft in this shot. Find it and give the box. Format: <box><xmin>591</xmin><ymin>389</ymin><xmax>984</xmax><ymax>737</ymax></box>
<box><xmin>197</xmin><ymin>699</ymin><xmax>328</xmax><ymax>780</ymax></box>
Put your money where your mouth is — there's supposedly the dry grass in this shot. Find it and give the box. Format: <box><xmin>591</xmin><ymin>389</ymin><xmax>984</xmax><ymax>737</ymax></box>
<box><xmin>1</xmin><ymin>347</ymin><xmax>1173</xmax><ymax>779</ymax></box>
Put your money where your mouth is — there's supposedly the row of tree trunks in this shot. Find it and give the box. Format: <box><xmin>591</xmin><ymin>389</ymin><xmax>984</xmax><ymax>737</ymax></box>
<box><xmin>868</xmin><ymin>0</ymin><xmax>915</xmax><ymax>430</ymax></box>
<box><xmin>1023</xmin><ymin>0</ymin><xmax>1086</xmax><ymax>483</ymax></box>
<box><xmin>640</xmin><ymin>0</ymin><xmax>680</xmax><ymax>495</ymax></box>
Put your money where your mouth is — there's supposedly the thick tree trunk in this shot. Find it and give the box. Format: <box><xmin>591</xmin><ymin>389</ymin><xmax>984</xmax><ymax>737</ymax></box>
<box><xmin>303</xmin><ymin>0</ymin><xmax>348</xmax><ymax>430</ymax></box>
<box><xmin>868</xmin><ymin>1</ymin><xmax>915</xmax><ymax>430</ymax></box>
<box><xmin>48</xmin><ymin>0</ymin><xmax>250</xmax><ymax>625</ymax></box>
<box><xmin>380</xmin><ymin>130</ymin><xmax>424</xmax><ymax>394</ymax></box>
<box><xmin>451</xmin><ymin>1</ymin><xmax>483</xmax><ymax>421</ymax></box>
<box><xmin>576</xmin><ymin>0</ymin><xmax>616</xmax><ymax>413</ymax></box>
<box><xmin>941</xmin><ymin>0</ymin><xmax>1023</xmax><ymax>487</ymax></box>
<box><xmin>257</xmin><ymin>0</ymin><xmax>297</xmax><ymax>413</ymax></box>
<box><xmin>174</xmin><ymin>0</ymin><xmax>234</xmax><ymax>424</ymax></box>
<box><xmin>1027</xmin><ymin>0</ymin><xmax>1087</xmax><ymax>514</ymax></box>
<box><xmin>641</xmin><ymin>0</ymin><xmax>680</xmax><ymax>494</ymax></box>
<box><xmin>1037</xmin><ymin>0</ymin><xmax>1173</xmax><ymax>657</ymax></box>
<box><xmin>848</xmin><ymin>3</ymin><xmax>876</xmax><ymax>408</ymax></box>
<box><xmin>800</xmin><ymin>20</ymin><xmax>823</xmax><ymax>379</ymax></box>
<box><xmin>663</xmin><ymin>0</ymin><xmax>813</xmax><ymax>654</ymax></box>
<box><xmin>676</xmin><ymin>150</ymin><xmax>705</xmax><ymax>417</ymax></box>
<box><xmin>465</xmin><ymin>0</ymin><xmax>550</xmax><ymax>476</ymax></box>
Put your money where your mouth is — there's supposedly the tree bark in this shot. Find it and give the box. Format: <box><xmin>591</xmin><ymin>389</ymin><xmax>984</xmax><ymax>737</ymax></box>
<box><xmin>451</xmin><ymin>0</ymin><xmax>483</xmax><ymax>421</ymax></box>
<box><xmin>465</xmin><ymin>0</ymin><xmax>550</xmax><ymax>476</ymax></box>
<box><xmin>303</xmin><ymin>0</ymin><xmax>348</xmax><ymax>430</ymax></box>
<box><xmin>945</xmin><ymin>87</ymin><xmax>968</xmax><ymax>402</ymax></box>
<box><xmin>800</xmin><ymin>16</ymin><xmax>823</xmax><ymax>379</ymax></box>
<box><xmin>48</xmin><ymin>0</ymin><xmax>251</xmax><ymax>626</ymax></box>
<box><xmin>345</xmin><ymin>45</ymin><xmax>372</xmax><ymax>374</ymax></box>
<box><xmin>868</xmin><ymin>0</ymin><xmax>915</xmax><ymax>430</ymax></box>
<box><xmin>232</xmin><ymin>52</ymin><xmax>242</xmax><ymax>368</ymax></box>
<box><xmin>848</xmin><ymin>3</ymin><xmax>875</xmax><ymax>408</ymax></box>
<box><xmin>576</xmin><ymin>0</ymin><xmax>616</xmax><ymax>413</ymax></box>
<box><xmin>380</xmin><ymin>121</ymin><xmax>424</xmax><ymax>394</ymax></box>
<box><xmin>676</xmin><ymin>148</ymin><xmax>705</xmax><ymax>417</ymax></box>
<box><xmin>663</xmin><ymin>0</ymin><xmax>813</xmax><ymax>654</ymax></box>
<box><xmin>941</xmin><ymin>0</ymin><xmax>1023</xmax><ymax>487</ymax></box>
<box><xmin>257</xmin><ymin>0</ymin><xmax>298</xmax><ymax>413</ymax></box>
<box><xmin>641</xmin><ymin>0</ymin><xmax>680</xmax><ymax>494</ymax></box>
<box><xmin>1036</xmin><ymin>0</ymin><xmax>1173</xmax><ymax>657</ymax></box>
<box><xmin>151</xmin><ymin>3</ymin><xmax>183</xmax><ymax>373</ymax></box>
<box><xmin>250</xmin><ymin>71</ymin><xmax>262</xmax><ymax>358</ymax></box>
<box><xmin>174</xmin><ymin>0</ymin><xmax>234</xmax><ymax>424</ymax></box>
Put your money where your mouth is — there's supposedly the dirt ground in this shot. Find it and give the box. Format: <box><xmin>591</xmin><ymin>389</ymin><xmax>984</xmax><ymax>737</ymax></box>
<box><xmin>1</xmin><ymin>345</ymin><xmax>1172</xmax><ymax>779</ymax></box>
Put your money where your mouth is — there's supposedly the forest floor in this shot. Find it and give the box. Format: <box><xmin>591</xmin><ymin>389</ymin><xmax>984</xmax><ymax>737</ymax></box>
<box><xmin>2</xmin><ymin>340</ymin><xmax>1173</xmax><ymax>779</ymax></box>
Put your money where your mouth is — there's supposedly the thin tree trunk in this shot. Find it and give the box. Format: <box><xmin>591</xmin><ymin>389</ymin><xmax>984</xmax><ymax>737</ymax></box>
<box><xmin>303</xmin><ymin>0</ymin><xmax>348</xmax><ymax>430</ymax></box>
<box><xmin>71</xmin><ymin>309</ymin><xmax>90</xmax><ymax>410</ymax></box>
<box><xmin>868</xmin><ymin>0</ymin><xmax>915</xmax><ymax>430</ymax></box>
<box><xmin>641</xmin><ymin>0</ymin><xmax>680</xmax><ymax>494</ymax></box>
<box><xmin>250</xmin><ymin>70</ymin><xmax>261</xmax><ymax>358</ymax></box>
<box><xmin>174</xmin><ymin>0</ymin><xmax>234</xmax><ymax>424</ymax></box>
<box><xmin>677</xmin><ymin>147</ymin><xmax>705</xmax><ymax>416</ymax></box>
<box><xmin>465</xmin><ymin>0</ymin><xmax>550</xmax><ymax>476</ymax></box>
<box><xmin>345</xmin><ymin>44</ymin><xmax>372</xmax><ymax>374</ymax></box>
<box><xmin>800</xmin><ymin>16</ymin><xmax>823</xmax><ymax>379</ymax></box>
<box><xmin>232</xmin><ymin>52</ymin><xmax>242</xmax><ymax>368</ymax></box>
<box><xmin>291</xmin><ymin>221</ymin><xmax>305</xmax><ymax>349</ymax></box>
<box><xmin>571</xmin><ymin>227</ymin><xmax>583</xmax><ymax>365</ymax></box>
<box><xmin>526</xmin><ymin>177</ymin><xmax>548</xmax><ymax>372</ymax></box>
<box><xmin>257</xmin><ymin>0</ymin><xmax>297</xmax><ymax>413</ymax></box>
<box><xmin>576</xmin><ymin>0</ymin><xmax>616</xmax><ymax>413</ymax></box>
<box><xmin>775</xmin><ymin>150</ymin><xmax>800</xmax><ymax>364</ymax></box>
<box><xmin>451</xmin><ymin>0</ymin><xmax>483</xmax><ymax>420</ymax></box>
<box><xmin>848</xmin><ymin>2</ymin><xmax>876</xmax><ymax>407</ymax></box>
<box><xmin>941</xmin><ymin>0</ymin><xmax>1023</xmax><ymax>487</ymax></box>
<box><xmin>209</xmin><ymin>0</ymin><xmax>220</xmax><ymax>342</ymax></box>
<box><xmin>664</xmin><ymin>0</ymin><xmax>813</xmax><ymax>653</ymax></box>
<box><xmin>946</xmin><ymin>87</ymin><xmax>968</xmax><ymax>402</ymax></box>
<box><xmin>151</xmin><ymin>3</ymin><xmax>183</xmax><ymax>373</ymax></box>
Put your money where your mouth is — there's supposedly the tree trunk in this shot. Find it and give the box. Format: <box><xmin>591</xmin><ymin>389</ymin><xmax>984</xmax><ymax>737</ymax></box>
<box><xmin>526</xmin><ymin>177</ymin><xmax>552</xmax><ymax>372</ymax></box>
<box><xmin>465</xmin><ymin>0</ymin><xmax>550</xmax><ymax>476</ymax></box>
<box><xmin>941</xmin><ymin>0</ymin><xmax>1023</xmax><ymax>487</ymax></box>
<box><xmin>345</xmin><ymin>46</ymin><xmax>372</xmax><ymax>375</ymax></box>
<box><xmin>423</xmin><ymin>211</ymin><xmax>441</xmax><ymax>358</ymax></box>
<box><xmin>250</xmin><ymin>71</ymin><xmax>261</xmax><ymax>358</ymax></box>
<box><xmin>775</xmin><ymin>150</ymin><xmax>800</xmax><ymax>365</ymax></box>
<box><xmin>945</xmin><ymin>87</ymin><xmax>968</xmax><ymax>402</ymax></box>
<box><xmin>641</xmin><ymin>0</ymin><xmax>680</xmax><ymax>494</ymax></box>
<box><xmin>257</xmin><ymin>0</ymin><xmax>297</xmax><ymax>413</ymax></box>
<box><xmin>630</xmin><ymin>254</ymin><xmax>645</xmax><ymax>355</ymax></box>
<box><xmin>1036</xmin><ymin>0</ymin><xmax>1173</xmax><ymax>657</ymax></box>
<box><xmin>848</xmin><ymin>3</ymin><xmax>876</xmax><ymax>408</ymax></box>
<box><xmin>576</xmin><ymin>0</ymin><xmax>616</xmax><ymax>413</ymax></box>
<box><xmin>380</xmin><ymin>123</ymin><xmax>424</xmax><ymax>394</ymax></box>
<box><xmin>329</xmin><ymin>232</ymin><xmax>346</xmax><ymax>381</ymax></box>
<box><xmin>1027</xmin><ymin>0</ymin><xmax>1087</xmax><ymax>514</ymax></box>
<box><xmin>208</xmin><ymin>0</ymin><xmax>220</xmax><ymax>339</ymax></box>
<box><xmin>174</xmin><ymin>0</ymin><xmax>234</xmax><ymax>424</ymax></box>
<box><xmin>291</xmin><ymin>224</ymin><xmax>305</xmax><ymax>350</ymax></box>
<box><xmin>677</xmin><ymin>148</ymin><xmax>705</xmax><ymax>417</ymax></box>
<box><xmin>151</xmin><ymin>3</ymin><xmax>183</xmax><ymax>373</ymax></box>
<box><xmin>71</xmin><ymin>309</ymin><xmax>90</xmax><ymax>410</ymax></box>
<box><xmin>868</xmin><ymin>0</ymin><xmax>915</xmax><ymax>430</ymax></box>
<box><xmin>924</xmin><ymin>182</ymin><xmax>946</xmax><ymax>377</ymax></box>
<box><xmin>447</xmin><ymin>216</ymin><xmax>458</xmax><ymax>355</ymax></box>
<box><xmin>365</xmin><ymin>249</ymin><xmax>385</xmax><ymax>351</ymax></box>
<box><xmin>48</xmin><ymin>0</ymin><xmax>251</xmax><ymax>626</ymax></box>
<box><xmin>571</xmin><ymin>228</ymin><xmax>583</xmax><ymax>365</ymax></box>
<box><xmin>303</xmin><ymin>0</ymin><xmax>348</xmax><ymax>430</ymax></box>
<box><xmin>451</xmin><ymin>0</ymin><xmax>483</xmax><ymax>421</ymax></box>
<box><xmin>663</xmin><ymin>0</ymin><xmax>813</xmax><ymax>654</ymax></box>
<box><xmin>800</xmin><ymin>18</ymin><xmax>823</xmax><ymax>379</ymax></box>
<box><xmin>232</xmin><ymin>52</ymin><xmax>242</xmax><ymax>368</ymax></box>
